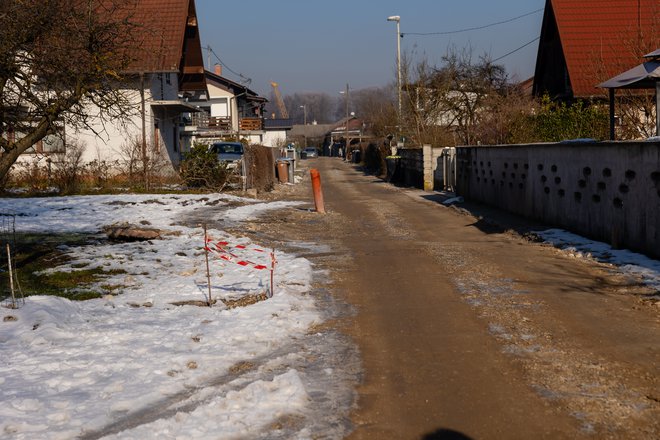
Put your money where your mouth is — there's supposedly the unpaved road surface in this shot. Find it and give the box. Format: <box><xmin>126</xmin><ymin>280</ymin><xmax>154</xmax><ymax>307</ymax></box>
<box><xmin>243</xmin><ymin>157</ymin><xmax>660</xmax><ymax>439</ymax></box>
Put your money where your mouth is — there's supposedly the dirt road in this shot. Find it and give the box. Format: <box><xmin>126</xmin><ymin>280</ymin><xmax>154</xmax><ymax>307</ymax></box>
<box><xmin>254</xmin><ymin>157</ymin><xmax>659</xmax><ymax>439</ymax></box>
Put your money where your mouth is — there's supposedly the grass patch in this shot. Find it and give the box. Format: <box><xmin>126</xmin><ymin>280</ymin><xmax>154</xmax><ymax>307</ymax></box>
<box><xmin>0</xmin><ymin>233</ymin><xmax>126</xmax><ymax>301</ymax></box>
<box><xmin>38</xmin><ymin>268</ymin><xmax>126</xmax><ymax>289</ymax></box>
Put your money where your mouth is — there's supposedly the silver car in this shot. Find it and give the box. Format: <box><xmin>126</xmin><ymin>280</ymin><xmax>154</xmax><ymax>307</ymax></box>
<box><xmin>209</xmin><ymin>142</ymin><xmax>244</xmax><ymax>168</ymax></box>
<box><xmin>303</xmin><ymin>147</ymin><xmax>318</xmax><ymax>158</ymax></box>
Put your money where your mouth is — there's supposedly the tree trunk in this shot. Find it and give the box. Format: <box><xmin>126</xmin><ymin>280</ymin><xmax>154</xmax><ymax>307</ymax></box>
<box><xmin>0</xmin><ymin>118</ymin><xmax>53</xmax><ymax>179</ymax></box>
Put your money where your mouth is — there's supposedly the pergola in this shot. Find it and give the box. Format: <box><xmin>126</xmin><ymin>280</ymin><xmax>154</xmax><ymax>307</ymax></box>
<box><xmin>598</xmin><ymin>49</ymin><xmax>660</xmax><ymax>140</ymax></box>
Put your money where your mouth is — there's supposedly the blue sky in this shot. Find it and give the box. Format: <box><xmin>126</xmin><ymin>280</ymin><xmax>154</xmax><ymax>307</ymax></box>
<box><xmin>196</xmin><ymin>0</ymin><xmax>545</xmax><ymax>97</ymax></box>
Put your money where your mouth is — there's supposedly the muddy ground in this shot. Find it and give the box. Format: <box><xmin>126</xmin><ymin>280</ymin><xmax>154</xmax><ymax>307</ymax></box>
<box><xmin>224</xmin><ymin>157</ymin><xmax>659</xmax><ymax>440</ymax></box>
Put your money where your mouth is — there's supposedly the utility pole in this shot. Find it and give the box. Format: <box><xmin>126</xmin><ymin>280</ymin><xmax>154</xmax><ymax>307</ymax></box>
<box><xmin>387</xmin><ymin>15</ymin><xmax>402</xmax><ymax>142</ymax></box>
<box><xmin>344</xmin><ymin>83</ymin><xmax>349</xmax><ymax>161</ymax></box>
<box><xmin>300</xmin><ymin>104</ymin><xmax>307</xmax><ymax>125</ymax></box>
<box><xmin>300</xmin><ymin>105</ymin><xmax>308</xmax><ymax>147</ymax></box>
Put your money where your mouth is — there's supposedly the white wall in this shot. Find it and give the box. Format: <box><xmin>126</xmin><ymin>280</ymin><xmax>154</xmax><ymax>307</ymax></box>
<box><xmin>211</xmin><ymin>99</ymin><xmax>229</xmax><ymax>117</ymax></box>
<box><xmin>16</xmin><ymin>73</ymin><xmax>182</xmax><ymax>173</ymax></box>
<box><xmin>263</xmin><ymin>130</ymin><xmax>287</xmax><ymax>148</ymax></box>
<box><xmin>207</xmin><ymin>83</ymin><xmax>235</xmax><ymax>128</ymax></box>
<box><xmin>72</xmin><ymin>73</ymin><xmax>180</xmax><ymax>164</ymax></box>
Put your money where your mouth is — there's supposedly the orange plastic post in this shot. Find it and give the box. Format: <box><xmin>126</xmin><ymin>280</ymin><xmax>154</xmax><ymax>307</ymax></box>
<box><xmin>310</xmin><ymin>168</ymin><xmax>326</xmax><ymax>214</ymax></box>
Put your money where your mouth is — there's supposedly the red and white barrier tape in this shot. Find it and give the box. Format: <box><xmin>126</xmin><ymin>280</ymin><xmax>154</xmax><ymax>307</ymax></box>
<box><xmin>205</xmin><ymin>239</ymin><xmax>273</xmax><ymax>271</ymax></box>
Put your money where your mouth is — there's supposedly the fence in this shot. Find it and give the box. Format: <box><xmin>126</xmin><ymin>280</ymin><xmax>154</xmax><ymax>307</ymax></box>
<box><xmin>390</xmin><ymin>141</ymin><xmax>659</xmax><ymax>258</ymax></box>
<box><xmin>0</xmin><ymin>212</ymin><xmax>23</xmax><ymax>308</ymax></box>
<box><xmin>455</xmin><ymin>141</ymin><xmax>660</xmax><ymax>258</ymax></box>
<box><xmin>393</xmin><ymin>146</ymin><xmax>456</xmax><ymax>191</ymax></box>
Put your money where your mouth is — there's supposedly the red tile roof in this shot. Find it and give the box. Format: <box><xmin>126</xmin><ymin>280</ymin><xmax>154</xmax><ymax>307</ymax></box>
<box><xmin>550</xmin><ymin>0</ymin><xmax>659</xmax><ymax>97</ymax></box>
<box><xmin>127</xmin><ymin>0</ymin><xmax>195</xmax><ymax>73</ymax></box>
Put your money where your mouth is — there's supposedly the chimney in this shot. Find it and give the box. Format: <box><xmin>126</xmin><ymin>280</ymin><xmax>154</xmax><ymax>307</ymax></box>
<box><xmin>214</xmin><ymin>64</ymin><xmax>222</xmax><ymax>76</ymax></box>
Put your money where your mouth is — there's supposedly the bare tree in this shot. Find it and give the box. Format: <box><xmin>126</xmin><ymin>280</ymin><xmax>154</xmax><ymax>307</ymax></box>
<box><xmin>400</xmin><ymin>48</ymin><xmax>511</xmax><ymax>146</ymax></box>
<box><xmin>351</xmin><ymin>86</ymin><xmax>398</xmax><ymax>138</ymax></box>
<box><xmin>283</xmin><ymin>92</ymin><xmax>336</xmax><ymax>124</ymax></box>
<box><xmin>588</xmin><ymin>6</ymin><xmax>660</xmax><ymax>139</ymax></box>
<box><xmin>0</xmin><ymin>0</ymin><xmax>141</xmax><ymax>180</ymax></box>
<box><xmin>474</xmin><ymin>86</ymin><xmax>538</xmax><ymax>145</ymax></box>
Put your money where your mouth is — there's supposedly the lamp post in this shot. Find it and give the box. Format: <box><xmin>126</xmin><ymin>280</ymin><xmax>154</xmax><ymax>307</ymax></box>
<box><xmin>299</xmin><ymin>104</ymin><xmax>307</xmax><ymax>125</ymax></box>
<box><xmin>340</xmin><ymin>84</ymin><xmax>349</xmax><ymax>160</ymax></box>
<box><xmin>387</xmin><ymin>15</ymin><xmax>402</xmax><ymax>136</ymax></box>
<box><xmin>299</xmin><ymin>104</ymin><xmax>308</xmax><ymax>147</ymax></box>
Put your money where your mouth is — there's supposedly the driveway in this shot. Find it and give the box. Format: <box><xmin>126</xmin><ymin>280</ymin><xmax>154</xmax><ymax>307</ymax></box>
<box><xmin>254</xmin><ymin>157</ymin><xmax>659</xmax><ymax>440</ymax></box>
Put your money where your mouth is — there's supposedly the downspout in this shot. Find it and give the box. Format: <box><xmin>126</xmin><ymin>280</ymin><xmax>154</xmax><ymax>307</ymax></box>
<box><xmin>140</xmin><ymin>72</ymin><xmax>148</xmax><ymax>188</ymax></box>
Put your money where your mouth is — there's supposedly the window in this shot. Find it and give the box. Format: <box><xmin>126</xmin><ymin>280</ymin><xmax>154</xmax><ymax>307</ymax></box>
<box><xmin>41</xmin><ymin>133</ymin><xmax>65</xmax><ymax>153</ymax></box>
<box><xmin>13</xmin><ymin>126</ymin><xmax>66</xmax><ymax>155</ymax></box>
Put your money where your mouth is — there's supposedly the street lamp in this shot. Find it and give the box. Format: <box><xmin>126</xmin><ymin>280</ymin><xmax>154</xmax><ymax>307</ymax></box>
<box><xmin>299</xmin><ymin>104</ymin><xmax>307</xmax><ymax>125</ymax></box>
<box><xmin>340</xmin><ymin>84</ymin><xmax>349</xmax><ymax>160</ymax></box>
<box><xmin>387</xmin><ymin>15</ymin><xmax>402</xmax><ymax>135</ymax></box>
<box><xmin>299</xmin><ymin>104</ymin><xmax>308</xmax><ymax>147</ymax></box>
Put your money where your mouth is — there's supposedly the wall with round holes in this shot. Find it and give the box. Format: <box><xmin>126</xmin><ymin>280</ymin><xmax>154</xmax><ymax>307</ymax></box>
<box><xmin>455</xmin><ymin>142</ymin><xmax>660</xmax><ymax>258</ymax></box>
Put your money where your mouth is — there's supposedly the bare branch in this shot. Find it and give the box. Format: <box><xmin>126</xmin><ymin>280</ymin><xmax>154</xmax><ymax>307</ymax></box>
<box><xmin>0</xmin><ymin>0</ymin><xmax>143</xmax><ymax>178</ymax></box>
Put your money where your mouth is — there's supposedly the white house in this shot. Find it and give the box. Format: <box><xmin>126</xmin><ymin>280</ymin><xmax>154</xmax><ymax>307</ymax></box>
<box><xmin>17</xmin><ymin>0</ymin><xmax>208</xmax><ymax>175</ymax></box>
<box><xmin>182</xmin><ymin>67</ymin><xmax>269</xmax><ymax>148</ymax></box>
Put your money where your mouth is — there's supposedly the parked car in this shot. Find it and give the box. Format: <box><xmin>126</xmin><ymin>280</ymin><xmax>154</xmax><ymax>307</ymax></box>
<box><xmin>303</xmin><ymin>147</ymin><xmax>318</xmax><ymax>158</ymax></box>
<box><xmin>208</xmin><ymin>142</ymin><xmax>244</xmax><ymax>168</ymax></box>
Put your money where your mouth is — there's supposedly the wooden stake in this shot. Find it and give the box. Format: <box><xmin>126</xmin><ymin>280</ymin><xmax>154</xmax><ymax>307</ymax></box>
<box><xmin>270</xmin><ymin>248</ymin><xmax>276</xmax><ymax>298</ymax></box>
<box><xmin>7</xmin><ymin>244</ymin><xmax>15</xmax><ymax>309</ymax></box>
<box><xmin>203</xmin><ymin>224</ymin><xmax>212</xmax><ymax>306</ymax></box>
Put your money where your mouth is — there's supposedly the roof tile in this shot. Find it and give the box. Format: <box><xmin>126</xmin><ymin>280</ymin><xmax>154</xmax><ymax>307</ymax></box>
<box><xmin>128</xmin><ymin>0</ymin><xmax>192</xmax><ymax>72</ymax></box>
<box><xmin>550</xmin><ymin>0</ymin><xmax>659</xmax><ymax>97</ymax></box>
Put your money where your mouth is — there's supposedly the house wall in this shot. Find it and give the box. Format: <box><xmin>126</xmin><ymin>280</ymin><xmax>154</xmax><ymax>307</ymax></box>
<box><xmin>80</xmin><ymin>74</ymin><xmax>180</xmax><ymax>166</ymax></box>
<box><xmin>211</xmin><ymin>100</ymin><xmax>229</xmax><ymax>117</ymax></box>
<box><xmin>263</xmin><ymin>130</ymin><xmax>287</xmax><ymax>148</ymax></box>
<box><xmin>16</xmin><ymin>73</ymin><xmax>182</xmax><ymax>174</ymax></box>
<box><xmin>454</xmin><ymin>142</ymin><xmax>660</xmax><ymax>258</ymax></box>
<box><xmin>150</xmin><ymin>72</ymin><xmax>179</xmax><ymax>101</ymax></box>
<box><xmin>206</xmin><ymin>83</ymin><xmax>235</xmax><ymax>124</ymax></box>
<box><xmin>244</xmin><ymin>133</ymin><xmax>264</xmax><ymax>145</ymax></box>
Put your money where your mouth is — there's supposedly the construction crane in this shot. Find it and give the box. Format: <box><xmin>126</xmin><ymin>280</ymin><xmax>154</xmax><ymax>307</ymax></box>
<box><xmin>270</xmin><ymin>81</ymin><xmax>289</xmax><ymax>119</ymax></box>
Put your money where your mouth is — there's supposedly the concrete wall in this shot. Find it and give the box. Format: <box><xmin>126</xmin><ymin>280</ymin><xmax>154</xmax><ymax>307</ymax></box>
<box><xmin>397</xmin><ymin>146</ymin><xmax>450</xmax><ymax>191</ymax></box>
<box><xmin>398</xmin><ymin>148</ymin><xmax>424</xmax><ymax>187</ymax></box>
<box><xmin>424</xmin><ymin>145</ymin><xmax>449</xmax><ymax>191</ymax></box>
<box><xmin>455</xmin><ymin>141</ymin><xmax>660</xmax><ymax>258</ymax></box>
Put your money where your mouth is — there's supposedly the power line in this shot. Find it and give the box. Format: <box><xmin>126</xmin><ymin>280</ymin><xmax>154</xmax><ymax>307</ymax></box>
<box><xmin>402</xmin><ymin>8</ymin><xmax>543</xmax><ymax>37</ymax></box>
<box><xmin>206</xmin><ymin>46</ymin><xmax>252</xmax><ymax>85</ymax></box>
<box><xmin>491</xmin><ymin>37</ymin><xmax>540</xmax><ymax>62</ymax></box>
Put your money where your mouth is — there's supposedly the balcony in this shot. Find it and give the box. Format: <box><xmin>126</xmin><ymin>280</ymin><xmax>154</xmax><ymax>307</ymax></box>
<box><xmin>239</xmin><ymin>117</ymin><xmax>263</xmax><ymax>131</ymax></box>
<box><xmin>184</xmin><ymin>113</ymin><xmax>263</xmax><ymax>133</ymax></box>
<box><xmin>189</xmin><ymin>112</ymin><xmax>231</xmax><ymax>131</ymax></box>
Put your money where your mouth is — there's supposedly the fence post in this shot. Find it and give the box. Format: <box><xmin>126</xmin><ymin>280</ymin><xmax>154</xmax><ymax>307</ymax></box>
<box><xmin>423</xmin><ymin>144</ymin><xmax>433</xmax><ymax>191</ymax></box>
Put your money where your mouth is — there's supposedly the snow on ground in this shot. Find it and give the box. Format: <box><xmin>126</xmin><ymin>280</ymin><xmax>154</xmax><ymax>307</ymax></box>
<box><xmin>535</xmin><ymin>228</ymin><xmax>660</xmax><ymax>292</ymax></box>
<box><xmin>0</xmin><ymin>194</ymin><xmax>329</xmax><ymax>439</ymax></box>
<box><xmin>4</xmin><ymin>192</ymin><xmax>655</xmax><ymax>438</ymax></box>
